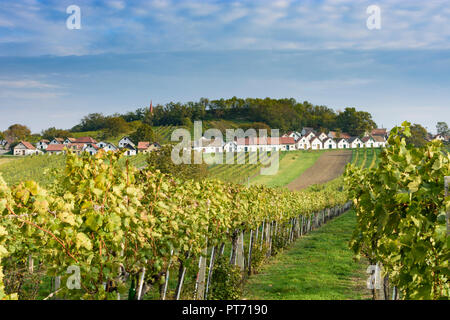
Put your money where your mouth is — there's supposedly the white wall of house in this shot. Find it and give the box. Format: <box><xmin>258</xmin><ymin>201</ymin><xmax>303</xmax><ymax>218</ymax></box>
<box><xmin>123</xmin><ymin>148</ymin><xmax>137</xmax><ymax>156</ymax></box>
<box><xmin>118</xmin><ymin>137</ymin><xmax>135</xmax><ymax>148</ymax></box>
<box><xmin>310</xmin><ymin>138</ymin><xmax>323</xmax><ymax>150</ymax></box>
<box><xmin>296</xmin><ymin>137</ymin><xmax>310</xmax><ymax>150</ymax></box>
<box><xmin>323</xmin><ymin>138</ymin><xmax>337</xmax><ymax>149</ymax></box>
<box><xmin>337</xmin><ymin>139</ymin><xmax>350</xmax><ymax>149</ymax></box>
<box><xmin>49</xmin><ymin>139</ymin><xmax>62</xmax><ymax>145</ymax></box>
<box><xmin>13</xmin><ymin>144</ymin><xmax>41</xmax><ymax>156</ymax></box>
<box><xmin>223</xmin><ymin>142</ymin><xmax>237</xmax><ymax>153</ymax></box>
<box><xmin>304</xmin><ymin>132</ymin><xmax>316</xmax><ymax>142</ymax></box>
<box><xmin>350</xmin><ymin>138</ymin><xmax>363</xmax><ymax>149</ymax></box>
<box><xmin>83</xmin><ymin>146</ymin><xmax>98</xmax><ymax>155</ymax></box>
<box><xmin>36</xmin><ymin>142</ymin><xmax>48</xmax><ymax>150</ymax></box>
<box><xmin>364</xmin><ymin>138</ymin><xmax>376</xmax><ymax>148</ymax></box>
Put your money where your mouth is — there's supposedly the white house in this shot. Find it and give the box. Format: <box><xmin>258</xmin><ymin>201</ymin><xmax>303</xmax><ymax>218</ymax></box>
<box><xmin>193</xmin><ymin>138</ymin><xmax>224</xmax><ymax>153</ymax></box>
<box><xmin>121</xmin><ymin>143</ymin><xmax>137</xmax><ymax>156</ymax></box>
<box><xmin>83</xmin><ymin>144</ymin><xmax>100</xmax><ymax>155</ymax></box>
<box><xmin>323</xmin><ymin>138</ymin><xmax>337</xmax><ymax>149</ymax></box>
<box><xmin>337</xmin><ymin>138</ymin><xmax>350</xmax><ymax>149</ymax></box>
<box><xmin>433</xmin><ymin>134</ymin><xmax>446</xmax><ymax>141</ymax></box>
<box><xmin>49</xmin><ymin>138</ymin><xmax>64</xmax><ymax>145</ymax></box>
<box><xmin>348</xmin><ymin>137</ymin><xmax>364</xmax><ymax>149</ymax></box>
<box><xmin>284</xmin><ymin>131</ymin><xmax>302</xmax><ymax>141</ymax></box>
<box><xmin>36</xmin><ymin>139</ymin><xmax>50</xmax><ymax>150</ymax></box>
<box><xmin>118</xmin><ymin>137</ymin><xmax>135</xmax><ymax>149</ymax></box>
<box><xmin>310</xmin><ymin>137</ymin><xmax>323</xmax><ymax>150</ymax></box>
<box><xmin>223</xmin><ymin>141</ymin><xmax>237</xmax><ymax>153</ymax></box>
<box><xmin>46</xmin><ymin>144</ymin><xmax>66</xmax><ymax>155</ymax></box>
<box><xmin>318</xmin><ymin>132</ymin><xmax>328</xmax><ymax>141</ymax></box>
<box><xmin>63</xmin><ymin>138</ymin><xmax>76</xmax><ymax>145</ymax></box>
<box><xmin>296</xmin><ymin>137</ymin><xmax>311</xmax><ymax>150</ymax></box>
<box><xmin>13</xmin><ymin>141</ymin><xmax>42</xmax><ymax>156</ymax></box>
<box><xmin>373</xmin><ymin>136</ymin><xmax>387</xmax><ymax>148</ymax></box>
<box><xmin>236</xmin><ymin>137</ymin><xmax>295</xmax><ymax>152</ymax></box>
<box><xmin>362</xmin><ymin>136</ymin><xmax>376</xmax><ymax>148</ymax></box>
<box><xmin>98</xmin><ymin>142</ymin><xmax>118</xmax><ymax>152</ymax></box>
<box><xmin>304</xmin><ymin>131</ymin><xmax>316</xmax><ymax>142</ymax></box>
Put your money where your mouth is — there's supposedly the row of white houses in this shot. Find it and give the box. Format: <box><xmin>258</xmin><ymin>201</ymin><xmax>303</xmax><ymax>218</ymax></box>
<box><xmin>13</xmin><ymin>136</ymin><xmax>161</xmax><ymax>156</ymax></box>
<box><xmin>192</xmin><ymin>135</ymin><xmax>387</xmax><ymax>154</ymax></box>
<box><xmin>192</xmin><ymin>127</ymin><xmax>388</xmax><ymax>154</ymax></box>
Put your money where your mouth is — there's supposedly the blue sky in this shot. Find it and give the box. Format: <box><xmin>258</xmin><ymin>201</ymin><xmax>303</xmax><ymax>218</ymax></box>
<box><xmin>0</xmin><ymin>0</ymin><xmax>449</xmax><ymax>133</ymax></box>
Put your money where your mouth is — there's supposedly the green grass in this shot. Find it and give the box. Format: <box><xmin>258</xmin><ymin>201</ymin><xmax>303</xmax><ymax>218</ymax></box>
<box><xmin>250</xmin><ymin>150</ymin><xmax>324</xmax><ymax>188</ymax></box>
<box><xmin>243</xmin><ymin>210</ymin><xmax>370</xmax><ymax>300</ymax></box>
<box><xmin>0</xmin><ymin>154</ymin><xmax>65</xmax><ymax>187</ymax></box>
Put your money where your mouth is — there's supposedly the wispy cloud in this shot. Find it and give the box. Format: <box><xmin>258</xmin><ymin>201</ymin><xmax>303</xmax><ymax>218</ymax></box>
<box><xmin>0</xmin><ymin>0</ymin><xmax>449</xmax><ymax>56</ymax></box>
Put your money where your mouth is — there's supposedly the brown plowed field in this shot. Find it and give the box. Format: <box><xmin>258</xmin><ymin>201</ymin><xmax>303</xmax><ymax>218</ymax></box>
<box><xmin>287</xmin><ymin>150</ymin><xmax>352</xmax><ymax>191</ymax></box>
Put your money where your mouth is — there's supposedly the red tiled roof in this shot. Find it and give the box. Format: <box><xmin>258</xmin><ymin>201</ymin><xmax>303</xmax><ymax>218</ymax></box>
<box><xmin>236</xmin><ymin>137</ymin><xmax>295</xmax><ymax>145</ymax></box>
<box><xmin>373</xmin><ymin>136</ymin><xmax>386</xmax><ymax>143</ymax></box>
<box><xmin>138</xmin><ymin>142</ymin><xmax>151</xmax><ymax>150</ymax></box>
<box><xmin>74</xmin><ymin>137</ymin><xmax>97</xmax><ymax>144</ymax></box>
<box><xmin>46</xmin><ymin>144</ymin><xmax>65</xmax><ymax>152</ymax></box>
<box><xmin>66</xmin><ymin>137</ymin><xmax>76</xmax><ymax>142</ymax></box>
<box><xmin>372</xmin><ymin>129</ymin><xmax>387</xmax><ymax>136</ymax></box>
<box><xmin>19</xmin><ymin>141</ymin><xmax>36</xmax><ymax>150</ymax></box>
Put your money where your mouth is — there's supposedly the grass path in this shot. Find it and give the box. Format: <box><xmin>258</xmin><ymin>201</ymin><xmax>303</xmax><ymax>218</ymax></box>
<box><xmin>251</xmin><ymin>150</ymin><xmax>323</xmax><ymax>188</ymax></box>
<box><xmin>243</xmin><ymin>210</ymin><xmax>370</xmax><ymax>300</ymax></box>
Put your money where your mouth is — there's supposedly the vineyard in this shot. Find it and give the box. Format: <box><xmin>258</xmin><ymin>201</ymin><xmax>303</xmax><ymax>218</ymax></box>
<box><xmin>345</xmin><ymin>122</ymin><xmax>449</xmax><ymax>299</ymax></box>
<box><xmin>0</xmin><ymin>149</ymin><xmax>350</xmax><ymax>300</ymax></box>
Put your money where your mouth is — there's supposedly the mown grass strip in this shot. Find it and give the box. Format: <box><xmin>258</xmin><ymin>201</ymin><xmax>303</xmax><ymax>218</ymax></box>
<box><xmin>243</xmin><ymin>210</ymin><xmax>370</xmax><ymax>300</ymax></box>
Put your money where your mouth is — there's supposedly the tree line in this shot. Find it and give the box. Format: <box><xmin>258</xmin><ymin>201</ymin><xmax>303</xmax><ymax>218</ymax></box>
<box><xmin>71</xmin><ymin>97</ymin><xmax>378</xmax><ymax>136</ymax></box>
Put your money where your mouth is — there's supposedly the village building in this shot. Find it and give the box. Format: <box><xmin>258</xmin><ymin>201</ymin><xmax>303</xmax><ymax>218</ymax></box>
<box><xmin>137</xmin><ymin>142</ymin><xmax>161</xmax><ymax>154</ymax></box>
<box><xmin>223</xmin><ymin>141</ymin><xmax>238</xmax><ymax>153</ymax></box>
<box><xmin>121</xmin><ymin>143</ymin><xmax>137</xmax><ymax>156</ymax></box>
<box><xmin>370</xmin><ymin>128</ymin><xmax>388</xmax><ymax>140</ymax></box>
<box><xmin>36</xmin><ymin>139</ymin><xmax>50</xmax><ymax>150</ymax></box>
<box><xmin>63</xmin><ymin>138</ymin><xmax>77</xmax><ymax>145</ymax></box>
<box><xmin>348</xmin><ymin>137</ymin><xmax>364</xmax><ymax>149</ymax></box>
<box><xmin>328</xmin><ymin>131</ymin><xmax>351</xmax><ymax>139</ymax></box>
<box><xmin>74</xmin><ymin>137</ymin><xmax>98</xmax><ymax>145</ymax></box>
<box><xmin>193</xmin><ymin>138</ymin><xmax>224</xmax><ymax>153</ymax></box>
<box><xmin>323</xmin><ymin>138</ymin><xmax>337</xmax><ymax>149</ymax></box>
<box><xmin>283</xmin><ymin>131</ymin><xmax>302</xmax><ymax>141</ymax></box>
<box><xmin>236</xmin><ymin>137</ymin><xmax>296</xmax><ymax>152</ymax></box>
<box><xmin>373</xmin><ymin>136</ymin><xmax>387</xmax><ymax>148</ymax></box>
<box><xmin>46</xmin><ymin>144</ymin><xmax>66</xmax><ymax>155</ymax></box>
<box><xmin>83</xmin><ymin>144</ymin><xmax>100</xmax><ymax>155</ymax></box>
<box><xmin>66</xmin><ymin>143</ymin><xmax>85</xmax><ymax>155</ymax></box>
<box><xmin>97</xmin><ymin>142</ymin><xmax>118</xmax><ymax>152</ymax></box>
<box><xmin>296</xmin><ymin>136</ymin><xmax>311</xmax><ymax>150</ymax></box>
<box><xmin>0</xmin><ymin>139</ymin><xmax>11</xmax><ymax>155</ymax></box>
<box><xmin>118</xmin><ymin>137</ymin><xmax>135</xmax><ymax>149</ymax></box>
<box><xmin>318</xmin><ymin>132</ymin><xmax>328</xmax><ymax>141</ymax></box>
<box><xmin>49</xmin><ymin>138</ymin><xmax>64</xmax><ymax>145</ymax></box>
<box><xmin>433</xmin><ymin>134</ymin><xmax>446</xmax><ymax>141</ymax></box>
<box><xmin>303</xmin><ymin>131</ymin><xmax>316</xmax><ymax>142</ymax></box>
<box><xmin>310</xmin><ymin>137</ymin><xmax>323</xmax><ymax>150</ymax></box>
<box><xmin>336</xmin><ymin>138</ymin><xmax>350</xmax><ymax>149</ymax></box>
<box><xmin>13</xmin><ymin>141</ymin><xmax>42</xmax><ymax>156</ymax></box>
<box><xmin>362</xmin><ymin>136</ymin><xmax>376</xmax><ymax>148</ymax></box>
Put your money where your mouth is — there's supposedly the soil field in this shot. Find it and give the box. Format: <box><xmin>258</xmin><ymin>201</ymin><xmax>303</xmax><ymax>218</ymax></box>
<box><xmin>287</xmin><ymin>150</ymin><xmax>352</xmax><ymax>191</ymax></box>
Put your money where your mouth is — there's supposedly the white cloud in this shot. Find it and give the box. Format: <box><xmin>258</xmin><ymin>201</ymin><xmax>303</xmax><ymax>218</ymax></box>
<box><xmin>1</xmin><ymin>0</ymin><xmax>450</xmax><ymax>56</ymax></box>
<box><xmin>107</xmin><ymin>1</ymin><xmax>126</xmax><ymax>10</ymax></box>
